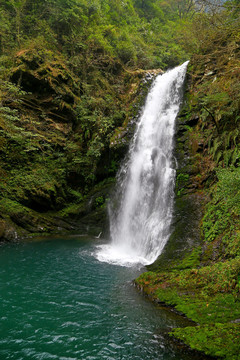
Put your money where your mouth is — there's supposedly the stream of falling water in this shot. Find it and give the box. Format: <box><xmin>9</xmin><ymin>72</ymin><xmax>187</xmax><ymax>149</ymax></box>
<box><xmin>96</xmin><ymin>61</ymin><xmax>189</xmax><ymax>267</ymax></box>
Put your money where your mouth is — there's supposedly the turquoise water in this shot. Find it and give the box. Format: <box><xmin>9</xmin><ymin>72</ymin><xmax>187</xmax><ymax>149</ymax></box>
<box><xmin>0</xmin><ymin>237</ymin><xmax>209</xmax><ymax>360</ymax></box>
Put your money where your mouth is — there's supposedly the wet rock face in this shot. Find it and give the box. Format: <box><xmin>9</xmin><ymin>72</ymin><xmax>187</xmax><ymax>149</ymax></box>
<box><xmin>10</xmin><ymin>49</ymin><xmax>77</xmax><ymax>124</ymax></box>
<box><xmin>148</xmin><ymin>193</ymin><xmax>205</xmax><ymax>272</ymax></box>
<box><xmin>108</xmin><ymin>71</ymin><xmax>161</xmax><ymax>172</ymax></box>
<box><xmin>0</xmin><ymin>217</ymin><xmax>26</xmax><ymax>243</ymax></box>
<box><xmin>0</xmin><ymin>199</ymin><xmax>76</xmax><ymax>243</ymax></box>
<box><xmin>0</xmin><ymin>219</ymin><xmax>6</xmax><ymax>239</ymax></box>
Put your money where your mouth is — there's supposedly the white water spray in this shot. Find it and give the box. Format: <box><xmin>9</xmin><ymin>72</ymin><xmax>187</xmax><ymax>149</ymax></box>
<box><xmin>96</xmin><ymin>61</ymin><xmax>189</xmax><ymax>267</ymax></box>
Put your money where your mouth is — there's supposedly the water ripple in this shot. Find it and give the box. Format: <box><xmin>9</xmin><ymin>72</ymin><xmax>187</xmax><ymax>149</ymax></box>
<box><xmin>0</xmin><ymin>238</ymin><xmax>211</xmax><ymax>360</ymax></box>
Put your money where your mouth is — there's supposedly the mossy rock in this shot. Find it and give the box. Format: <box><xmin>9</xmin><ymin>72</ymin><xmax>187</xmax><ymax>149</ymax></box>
<box><xmin>148</xmin><ymin>193</ymin><xmax>206</xmax><ymax>272</ymax></box>
<box><xmin>0</xmin><ymin>198</ymin><xmax>74</xmax><ymax>241</ymax></box>
<box><xmin>171</xmin><ymin>323</ymin><xmax>240</xmax><ymax>360</ymax></box>
<box><xmin>58</xmin><ymin>178</ymin><xmax>114</xmax><ymax>236</ymax></box>
<box><xmin>0</xmin><ymin>219</ymin><xmax>6</xmax><ymax>239</ymax></box>
<box><xmin>10</xmin><ymin>47</ymin><xmax>79</xmax><ymax>123</ymax></box>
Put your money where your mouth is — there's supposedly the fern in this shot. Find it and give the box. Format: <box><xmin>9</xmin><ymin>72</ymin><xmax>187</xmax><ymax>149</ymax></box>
<box><xmin>215</xmin><ymin>150</ymin><xmax>223</xmax><ymax>164</ymax></box>
<box><xmin>232</xmin><ymin>129</ymin><xmax>239</xmax><ymax>146</ymax></box>
<box><xmin>209</xmin><ymin>127</ymin><xmax>239</xmax><ymax>166</ymax></box>
<box><xmin>234</xmin><ymin>115</ymin><xmax>240</xmax><ymax>124</ymax></box>
<box><xmin>211</xmin><ymin>138</ymin><xmax>223</xmax><ymax>159</ymax></box>
<box><xmin>207</xmin><ymin>131</ymin><xmax>214</xmax><ymax>149</ymax></box>
<box><xmin>223</xmin><ymin>149</ymin><xmax>232</xmax><ymax>167</ymax></box>
<box><xmin>231</xmin><ymin>148</ymin><xmax>240</xmax><ymax>165</ymax></box>
<box><xmin>224</xmin><ymin>131</ymin><xmax>232</xmax><ymax>149</ymax></box>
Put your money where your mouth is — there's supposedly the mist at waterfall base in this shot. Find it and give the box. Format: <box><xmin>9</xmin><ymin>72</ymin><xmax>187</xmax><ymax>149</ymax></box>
<box><xmin>96</xmin><ymin>61</ymin><xmax>189</xmax><ymax>267</ymax></box>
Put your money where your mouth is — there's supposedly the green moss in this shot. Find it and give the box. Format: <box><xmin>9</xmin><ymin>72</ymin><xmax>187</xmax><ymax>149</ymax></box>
<box><xmin>59</xmin><ymin>203</ymin><xmax>85</xmax><ymax>218</ymax></box>
<box><xmin>171</xmin><ymin>323</ymin><xmax>240</xmax><ymax>360</ymax></box>
<box><xmin>0</xmin><ymin>198</ymin><xmax>29</xmax><ymax>216</ymax></box>
<box><xmin>136</xmin><ymin>257</ymin><xmax>240</xmax><ymax>358</ymax></box>
<box><xmin>59</xmin><ymin>178</ymin><xmax>113</xmax><ymax>219</ymax></box>
<box><xmin>0</xmin><ymin>197</ymin><xmax>57</xmax><ymax>235</ymax></box>
<box><xmin>147</xmin><ymin>193</ymin><xmax>205</xmax><ymax>273</ymax></box>
<box><xmin>0</xmin><ymin>166</ymin><xmax>66</xmax><ymax>211</ymax></box>
<box><xmin>174</xmin><ymin>247</ymin><xmax>201</xmax><ymax>270</ymax></box>
<box><xmin>95</xmin><ymin>196</ymin><xmax>105</xmax><ymax>208</ymax></box>
<box><xmin>202</xmin><ymin>167</ymin><xmax>240</xmax><ymax>259</ymax></box>
<box><xmin>156</xmin><ymin>291</ymin><xmax>240</xmax><ymax>325</ymax></box>
<box><xmin>176</xmin><ymin>173</ymin><xmax>190</xmax><ymax>196</ymax></box>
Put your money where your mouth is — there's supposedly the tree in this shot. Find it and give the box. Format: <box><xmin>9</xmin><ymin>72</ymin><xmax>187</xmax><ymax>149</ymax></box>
<box><xmin>7</xmin><ymin>0</ymin><xmax>27</xmax><ymax>47</ymax></box>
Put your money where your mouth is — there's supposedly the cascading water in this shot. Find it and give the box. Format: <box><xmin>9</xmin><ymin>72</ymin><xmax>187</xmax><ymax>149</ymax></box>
<box><xmin>96</xmin><ymin>61</ymin><xmax>189</xmax><ymax>267</ymax></box>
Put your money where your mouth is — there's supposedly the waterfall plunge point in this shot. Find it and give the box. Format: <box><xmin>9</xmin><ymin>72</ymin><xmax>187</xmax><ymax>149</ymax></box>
<box><xmin>96</xmin><ymin>61</ymin><xmax>189</xmax><ymax>267</ymax></box>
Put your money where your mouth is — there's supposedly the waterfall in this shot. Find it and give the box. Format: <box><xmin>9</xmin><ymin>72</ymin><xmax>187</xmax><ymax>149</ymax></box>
<box><xmin>96</xmin><ymin>61</ymin><xmax>189</xmax><ymax>267</ymax></box>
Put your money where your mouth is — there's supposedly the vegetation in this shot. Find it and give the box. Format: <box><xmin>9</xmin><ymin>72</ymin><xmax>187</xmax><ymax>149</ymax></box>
<box><xmin>0</xmin><ymin>0</ymin><xmax>195</xmax><ymax>239</ymax></box>
<box><xmin>135</xmin><ymin>2</ymin><xmax>240</xmax><ymax>358</ymax></box>
<box><xmin>0</xmin><ymin>0</ymin><xmax>240</xmax><ymax>358</ymax></box>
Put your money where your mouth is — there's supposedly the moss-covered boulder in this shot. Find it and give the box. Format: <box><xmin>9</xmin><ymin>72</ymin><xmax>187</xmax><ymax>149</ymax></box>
<box><xmin>10</xmin><ymin>47</ymin><xmax>79</xmax><ymax>123</ymax></box>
